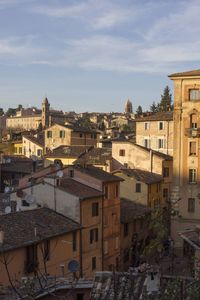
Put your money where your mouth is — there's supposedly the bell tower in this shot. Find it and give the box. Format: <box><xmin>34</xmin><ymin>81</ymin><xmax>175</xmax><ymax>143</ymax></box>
<box><xmin>42</xmin><ymin>97</ymin><xmax>50</xmax><ymax>128</ymax></box>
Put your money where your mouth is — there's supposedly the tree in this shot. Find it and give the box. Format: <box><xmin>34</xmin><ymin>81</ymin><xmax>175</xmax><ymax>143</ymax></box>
<box><xmin>159</xmin><ymin>86</ymin><xmax>173</xmax><ymax>112</ymax></box>
<box><xmin>150</xmin><ymin>101</ymin><xmax>159</xmax><ymax>113</ymax></box>
<box><xmin>6</xmin><ymin>108</ymin><xmax>16</xmax><ymax>117</ymax></box>
<box><xmin>136</xmin><ymin>105</ymin><xmax>143</xmax><ymax>116</ymax></box>
<box><xmin>0</xmin><ymin>108</ymin><xmax>4</xmax><ymax>116</ymax></box>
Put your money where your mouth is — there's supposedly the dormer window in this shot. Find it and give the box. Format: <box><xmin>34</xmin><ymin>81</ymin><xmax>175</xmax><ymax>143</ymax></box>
<box><xmin>189</xmin><ymin>89</ymin><xmax>200</xmax><ymax>101</ymax></box>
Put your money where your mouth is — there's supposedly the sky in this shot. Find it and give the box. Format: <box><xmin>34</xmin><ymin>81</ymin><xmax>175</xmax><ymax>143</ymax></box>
<box><xmin>0</xmin><ymin>0</ymin><xmax>200</xmax><ymax>113</ymax></box>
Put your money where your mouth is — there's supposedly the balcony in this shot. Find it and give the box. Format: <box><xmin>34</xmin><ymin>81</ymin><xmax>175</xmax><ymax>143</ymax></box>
<box><xmin>185</xmin><ymin>128</ymin><xmax>200</xmax><ymax>138</ymax></box>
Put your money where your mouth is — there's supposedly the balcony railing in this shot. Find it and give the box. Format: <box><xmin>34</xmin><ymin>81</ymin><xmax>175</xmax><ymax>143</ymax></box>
<box><xmin>185</xmin><ymin>128</ymin><xmax>200</xmax><ymax>138</ymax></box>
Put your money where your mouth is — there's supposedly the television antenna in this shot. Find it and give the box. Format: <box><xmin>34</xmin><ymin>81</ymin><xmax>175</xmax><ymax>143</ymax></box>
<box><xmin>25</xmin><ymin>195</ymin><xmax>36</xmax><ymax>204</ymax></box>
<box><xmin>5</xmin><ymin>206</ymin><xmax>11</xmax><ymax>214</ymax></box>
<box><xmin>57</xmin><ymin>170</ymin><xmax>64</xmax><ymax>178</ymax></box>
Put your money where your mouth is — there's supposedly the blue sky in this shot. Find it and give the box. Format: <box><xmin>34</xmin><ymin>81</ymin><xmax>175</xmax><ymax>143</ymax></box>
<box><xmin>0</xmin><ymin>0</ymin><xmax>199</xmax><ymax>112</ymax></box>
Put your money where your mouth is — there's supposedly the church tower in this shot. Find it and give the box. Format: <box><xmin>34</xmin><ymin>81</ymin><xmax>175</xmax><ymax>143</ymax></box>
<box><xmin>42</xmin><ymin>97</ymin><xmax>50</xmax><ymax>128</ymax></box>
<box><xmin>125</xmin><ymin>99</ymin><xmax>133</xmax><ymax>114</ymax></box>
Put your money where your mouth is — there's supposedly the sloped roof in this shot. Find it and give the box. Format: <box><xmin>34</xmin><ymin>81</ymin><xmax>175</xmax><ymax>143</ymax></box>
<box><xmin>23</xmin><ymin>134</ymin><xmax>44</xmax><ymax>147</ymax></box>
<box><xmin>169</xmin><ymin>69</ymin><xmax>200</xmax><ymax>77</ymax></box>
<box><xmin>58</xmin><ymin>178</ymin><xmax>103</xmax><ymax>199</ymax></box>
<box><xmin>74</xmin><ymin>165</ymin><xmax>122</xmax><ymax>183</ymax></box>
<box><xmin>77</xmin><ymin>147</ymin><xmax>112</xmax><ymax>165</ymax></box>
<box><xmin>135</xmin><ymin>111</ymin><xmax>173</xmax><ymax>122</ymax></box>
<box><xmin>120</xmin><ymin>198</ymin><xmax>151</xmax><ymax>223</ymax></box>
<box><xmin>45</xmin><ymin>145</ymin><xmax>91</xmax><ymax>158</ymax></box>
<box><xmin>116</xmin><ymin>169</ymin><xmax>163</xmax><ymax>184</ymax></box>
<box><xmin>0</xmin><ymin>207</ymin><xmax>81</xmax><ymax>252</ymax></box>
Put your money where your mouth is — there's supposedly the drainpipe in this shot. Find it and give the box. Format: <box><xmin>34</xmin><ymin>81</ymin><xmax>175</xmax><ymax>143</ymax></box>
<box><xmin>150</xmin><ymin>149</ymin><xmax>153</xmax><ymax>173</ymax></box>
<box><xmin>79</xmin><ymin>201</ymin><xmax>83</xmax><ymax>277</ymax></box>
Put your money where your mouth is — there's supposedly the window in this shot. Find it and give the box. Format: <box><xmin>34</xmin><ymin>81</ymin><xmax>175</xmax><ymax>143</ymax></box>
<box><xmin>69</xmin><ymin>169</ymin><xmax>74</xmax><ymax>178</ymax></box>
<box><xmin>158</xmin><ymin>138</ymin><xmax>165</xmax><ymax>149</ymax></box>
<box><xmin>144</xmin><ymin>138</ymin><xmax>150</xmax><ymax>148</ymax></box>
<box><xmin>163</xmin><ymin>167</ymin><xmax>169</xmax><ymax>177</ymax></box>
<box><xmin>26</xmin><ymin>245</ymin><xmax>38</xmax><ymax>273</ymax></box>
<box><xmin>104</xmin><ymin>241</ymin><xmax>108</xmax><ymax>255</ymax></box>
<box><xmin>190</xmin><ymin>114</ymin><xmax>198</xmax><ymax>129</ymax></box>
<box><xmin>37</xmin><ymin>149</ymin><xmax>42</xmax><ymax>157</ymax></box>
<box><xmin>80</xmin><ymin>133</ymin><xmax>83</xmax><ymax>138</ymax></box>
<box><xmin>115</xmin><ymin>237</ymin><xmax>119</xmax><ymax>249</ymax></box>
<box><xmin>189</xmin><ymin>169</ymin><xmax>197</xmax><ymax>183</ymax></box>
<box><xmin>76</xmin><ymin>294</ymin><xmax>84</xmax><ymax>300</ymax></box>
<box><xmin>189</xmin><ymin>141</ymin><xmax>196</xmax><ymax>155</ymax></box>
<box><xmin>72</xmin><ymin>231</ymin><xmax>77</xmax><ymax>251</ymax></box>
<box><xmin>59</xmin><ymin>130</ymin><xmax>65</xmax><ymax>138</ymax></box>
<box><xmin>19</xmin><ymin>147</ymin><xmax>23</xmax><ymax>154</ymax></box>
<box><xmin>92</xmin><ymin>257</ymin><xmax>96</xmax><ymax>270</ymax></box>
<box><xmin>188</xmin><ymin>198</ymin><xmax>195</xmax><ymax>213</ymax></box>
<box><xmin>103</xmin><ymin>215</ymin><xmax>108</xmax><ymax>227</ymax></box>
<box><xmin>159</xmin><ymin>122</ymin><xmax>164</xmax><ymax>130</ymax></box>
<box><xmin>14</xmin><ymin>147</ymin><xmax>18</xmax><ymax>153</ymax></box>
<box><xmin>90</xmin><ymin>228</ymin><xmax>98</xmax><ymax>244</ymax></box>
<box><xmin>144</xmin><ymin>122</ymin><xmax>150</xmax><ymax>130</ymax></box>
<box><xmin>104</xmin><ymin>185</ymin><xmax>108</xmax><ymax>199</ymax></box>
<box><xmin>47</xmin><ymin>130</ymin><xmax>52</xmax><ymax>138</ymax></box>
<box><xmin>163</xmin><ymin>188</ymin><xmax>168</xmax><ymax>199</ymax></box>
<box><xmin>135</xmin><ymin>183</ymin><xmax>141</xmax><ymax>193</ymax></box>
<box><xmin>189</xmin><ymin>89</ymin><xmax>200</xmax><ymax>101</ymax></box>
<box><xmin>124</xmin><ymin>223</ymin><xmax>129</xmax><ymax>237</ymax></box>
<box><xmin>123</xmin><ymin>248</ymin><xmax>129</xmax><ymax>263</ymax></box>
<box><xmin>44</xmin><ymin>240</ymin><xmax>50</xmax><ymax>261</ymax></box>
<box><xmin>115</xmin><ymin>184</ymin><xmax>119</xmax><ymax>197</ymax></box>
<box><xmin>92</xmin><ymin>202</ymin><xmax>99</xmax><ymax>217</ymax></box>
<box><xmin>119</xmin><ymin>149</ymin><xmax>125</xmax><ymax>156</ymax></box>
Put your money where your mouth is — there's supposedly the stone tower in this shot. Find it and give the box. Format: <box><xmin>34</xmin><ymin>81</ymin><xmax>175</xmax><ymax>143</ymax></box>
<box><xmin>42</xmin><ymin>97</ymin><xmax>50</xmax><ymax>128</ymax></box>
<box><xmin>169</xmin><ymin>69</ymin><xmax>200</xmax><ymax>249</ymax></box>
<box><xmin>125</xmin><ymin>99</ymin><xmax>133</xmax><ymax>114</ymax></box>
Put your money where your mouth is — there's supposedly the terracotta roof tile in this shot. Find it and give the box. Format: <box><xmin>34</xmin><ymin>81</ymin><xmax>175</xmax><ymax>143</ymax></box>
<box><xmin>0</xmin><ymin>207</ymin><xmax>81</xmax><ymax>251</ymax></box>
<box><xmin>169</xmin><ymin>69</ymin><xmax>200</xmax><ymax>77</ymax></box>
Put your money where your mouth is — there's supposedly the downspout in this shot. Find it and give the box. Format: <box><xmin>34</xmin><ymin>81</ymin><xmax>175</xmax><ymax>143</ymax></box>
<box><xmin>150</xmin><ymin>149</ymin><xmax>153</xmax><ymax>173</ymax></box>
<box><xmin>79</xmin><ymin>201</ymin><xmax>83</xmax><ymax>277</ymax></box>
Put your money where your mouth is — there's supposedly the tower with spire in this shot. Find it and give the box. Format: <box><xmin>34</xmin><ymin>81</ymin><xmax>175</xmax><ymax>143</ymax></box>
<box><xmin>42</xmin><ymin>97</ymin><xmax>50</xmax><ymax>128</ymax></box>
<box><xmin>124</xmin><ymin>99</ymin><xmax>133</xmax><ymax>114</ymax></box>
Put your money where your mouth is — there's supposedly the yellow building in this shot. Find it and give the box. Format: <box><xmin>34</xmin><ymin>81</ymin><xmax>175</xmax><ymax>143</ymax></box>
<box><xmin>135</xmin><ymin>111</ymin><xmax>173</xmax><ymax>156</ymax></box>
<box><xmin>22</xmin><ymin>135</ymin><xmax>44</xmax><ymax>159</ymax></box>
<box><xmin>44</xmin><ymin>145</ymin><xmax>91</xmax><ymax>167</ymax></box>
<box><xmin>44</xmin><ymin>123</ymin><xmax>99</xmax><ymax>152</ymax></box>
<box><xmin>113</xmin><ymin>169</ymin><xmax>163</xmax><ymax>209</ymax></box>
<box><xmin>169</xmin><ymin>69</ymin><xmax>200</xmax><ymax>249</ymax></box>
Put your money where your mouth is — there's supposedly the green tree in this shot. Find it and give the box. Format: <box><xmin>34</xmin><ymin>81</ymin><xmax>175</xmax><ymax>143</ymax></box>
<box><xmin>159</xmin><ymin>86</ymin><xmax>173</xmax><ymax>112</ymax></box>
<box><xmin>0</xmin><ymin>108</ymin><xmax>4</xmax><ymax>116</ymax></box>
<box><xmin>150</xmin><ymin>101</ymin><xmax>159</xmax><ymax>113</ymax></box>
<box><xmin>6</xmin><ymin>108</ymin><xmax>16</xmax><ymax>117</ymax></box>
<box><xmin>136</xmin><ymin>105</ymin><xmax>143</xmax><ymax>116</ymax></box>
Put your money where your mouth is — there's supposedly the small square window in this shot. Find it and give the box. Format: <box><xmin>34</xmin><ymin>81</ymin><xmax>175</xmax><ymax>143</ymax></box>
<box><xmin>119</xmin><ymin>149</ymin><xmax>125</xmax><ymax>156</ymax></box>
<box><xmin>144</xmin><ymin>122</ymin><xmax>150</xmax><ymax>130</ymax></box>
<box><xmin>189</xmin><ymin>141</ymin><xmax>196</xmax><ymax>155</ymax></box>
<box><xmin>189</xmin><ymin>89</ymin><xmax>200</xmax><ymax>101</ymax></box>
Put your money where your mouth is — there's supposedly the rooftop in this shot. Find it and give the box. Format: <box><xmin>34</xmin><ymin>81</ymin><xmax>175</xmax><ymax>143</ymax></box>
<box><xmin>23</xmin><ymin>134</ymin><xmax>44</xmax><ymax>147</ymax></box>
<box><xmin>45</xmin><ymin>145</ymin><xmax>91</xmax><ymax>158</ymax></box>
<box><xmin>74</xmin><ymin>165</ymin><xmax>122</xmax><ymax>183</ymax></box>
<box><xmin>0</xmin><ymin>207</ymin><xmax>81</xmax><ymax>251</ymax></box>
<box><xmin>77</xmin><ymin>147</ymin><xmax>112</xmax><ymax>166</ymax></box>
<box><xmin>58</xmin><ymin>178</ymin><xmax>103</xmax><ymax>199</ymax></box>
<box><xmin>115</xmin><ymin>169</ymin><xmax>163</xmax><ymax>184</ymax></box>
<box><xmin>120</xmin><ymin>198</ymin><xmax>151</xmax><ymax>223</ymax></box>
<box><xmin>135</xmin><ymin>111</ymin><xmax>173</xmax><ymax>122</ymax></box>
<box><xmin>169</xmin><ymin>69</ymin><xmax>200</xmax><ymax>78</ymax></box>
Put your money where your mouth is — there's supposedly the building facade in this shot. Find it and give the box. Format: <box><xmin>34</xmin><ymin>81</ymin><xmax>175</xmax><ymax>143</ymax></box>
<box><xmin>135</xmin><ymin>112</ymin><xmax>173</xmax><ymax>156</ymax></box>
<box><xmin>169</xmin><ymin>70</ymin><xmax>200</xmax><ymax>249</ymax></box>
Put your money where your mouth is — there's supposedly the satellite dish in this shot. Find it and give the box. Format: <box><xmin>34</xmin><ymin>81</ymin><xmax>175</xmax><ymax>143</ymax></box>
<box><xmin>68</xmin><ymin>260</ymin><xmax>79</xmax><ymax>273</ymax></box>
<box><xmin>4</xmin><ymin>187</ymin><xmax>10</xmax><ymax>193</ymax></box>
<box><xmin>25</xmin><ymin>195</ymin><xmax>36</xmax><ymax>204</ymax></box>
<box><xmin>57</xmin><ymin>170</ymin><xmax>63</xmax><ymax>178</ymax></box>
<box><xmin>5</xmin><ymin>206</ymin><xmax>11</xmax><ymax>214</ymax></box>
